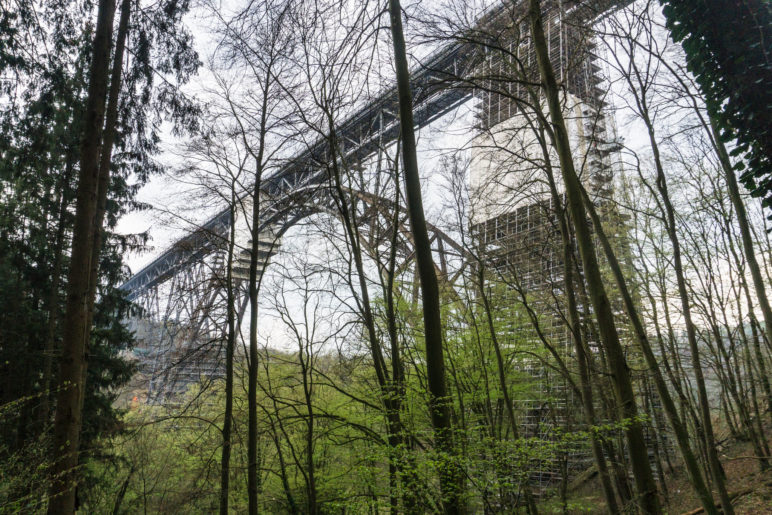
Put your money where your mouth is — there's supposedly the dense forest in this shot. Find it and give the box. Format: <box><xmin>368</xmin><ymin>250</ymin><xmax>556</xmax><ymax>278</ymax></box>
<box><xmin>1</xmin><ymin>0</ymin><xmax>771</xmax><ymax>513</ymax></box>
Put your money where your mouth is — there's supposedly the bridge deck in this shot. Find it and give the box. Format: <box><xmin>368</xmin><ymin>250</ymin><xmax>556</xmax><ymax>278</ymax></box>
<box><xmin>121</xmin><ymin>0</ymin><xmax>620</xmax><ymax>299</ymax></box>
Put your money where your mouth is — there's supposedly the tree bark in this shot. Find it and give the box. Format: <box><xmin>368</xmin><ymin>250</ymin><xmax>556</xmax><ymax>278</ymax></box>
<box><xmin>84</xmin><ymin>0</ymin><xmax>131</xmax><ymax>335</ymax></box>
<box><xmin>47</xmin><ymin>0</ymin><xmax>116</xmax><ymax>511</ymax></box>
<box><xmin>387</xmin><ymin>1</ymin><xmax>463</xmax><ymax>511</ymax></box>
<box><xmin>247</xmin><ymin>86</ymin><xmax>270</xmax><ymax>515</ymax></box>
<box><xmin>526</xmin><ymin>0</ymin><xmax>660</xmax><ymax>511</ymax></box>
<box><xmin>220</xmin><ymin>192</ymin><xmax>237</xmax><ymax>515</ymax></box>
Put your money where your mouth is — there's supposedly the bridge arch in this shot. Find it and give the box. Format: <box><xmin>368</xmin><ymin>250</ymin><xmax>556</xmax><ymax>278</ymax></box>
<box><xmin>126</xmin><ymin>181</ymin><xmax>468</xmax><ymax>402</ymax></box>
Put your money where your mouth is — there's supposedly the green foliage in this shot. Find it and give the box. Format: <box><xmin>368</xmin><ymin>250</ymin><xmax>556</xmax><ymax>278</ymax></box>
<box><xmin>0</xmin><ymin>398</ymin><xmax>51</xmax><ymax>512</ymax></box>
<box><xmin>660</xmin><ymin>0</ymin><xmax>772</xmax><ymax>206</ymax></box>
<box><xmin>81</xmin><ymin>357</ymin><xmax>389</xmax><ymax>513</ymax></box>
<box><xmin>0</xmin><ymin>0</ymin><xmax>199</xmax><ymax>508</ymax></box>
<box><xmin>78</xmin><ymin>270</ymin><xmax>599</xmax><ymax>512</ymax></box>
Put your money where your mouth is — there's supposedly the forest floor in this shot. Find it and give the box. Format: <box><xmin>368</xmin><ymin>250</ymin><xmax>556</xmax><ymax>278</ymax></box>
<box><xmin>542</xmin><ymin>420</ymin><xmax>772</xmax><ymax>514</ymax></box>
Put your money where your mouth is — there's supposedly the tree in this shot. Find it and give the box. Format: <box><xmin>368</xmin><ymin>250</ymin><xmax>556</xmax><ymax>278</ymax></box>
<box><xmin>660</xmin><ymin>0</ymin><xmax>772</xmax><ymax>208</ymax></box>
<box><xmin>281</xmin><ymin>2</ymin><xmax>430</xmax><ymax>508</ymax></box>
<box><xmin>173</xmin><ymin>109</ymin><xmax>253</xmax><ymax>514</ymax></box>
<box><xmin>208</xmin><ymin>1</ymin><xmax>298</xmax><ymax>510</ymax></box>
<box><xmin>526</xmin><ymin>0</ymin><xmax>661</xmax><ymax>511</ymax></box>
<box><xmin>41</xmin><ymin>0</ymin><xmax>198</xmax><ymax>508</ymax></box>
<box><xmin>5</xmin><ymin>0</ymin><xmax>771</xmax><ymax>513</ymax></box>
<box><xmin>386</xmin><ymin>1</ymin><xmax>465</xmax><ymax>512</ymax></box>
<box><xmin>48</xmin><ymin>2</ymin><xmax>118</xmax><ymax>509</ymax></box>
<box><xmin>0</xmin><ymin>2</ymin><xmax>138</xmax><ymax>508</ymax></box>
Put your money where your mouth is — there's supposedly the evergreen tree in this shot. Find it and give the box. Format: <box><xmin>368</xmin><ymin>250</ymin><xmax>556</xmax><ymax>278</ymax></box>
<box><xmin>661</xmin><ymin>0</ymin><xmax>772</xmax><ymax>206</ymax></box>
<box><xmin>0</xmin><ymin>0</ymin><xmax>198</xmax><ymax>509</ymax></box>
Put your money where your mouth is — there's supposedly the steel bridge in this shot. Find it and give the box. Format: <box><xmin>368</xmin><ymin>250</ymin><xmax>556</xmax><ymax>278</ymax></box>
<box><xmin>120</xmin><ymin>0</ymin><xmax>623</xmax><ymax>401</ymax></box>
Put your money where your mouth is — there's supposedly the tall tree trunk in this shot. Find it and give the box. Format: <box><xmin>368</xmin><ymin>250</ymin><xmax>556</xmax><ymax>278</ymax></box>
<box><xmin>78</xmin><ymin>0</ymin><xmax>130</xmax><ymax>442</ymax></box>
<box><xmin>745</xmin><ymin>294</ymin><xmax>772</xmax><ymax>419</ymax></box>
<box><xmin>220</xmin><ymin>192</ymin><xmax>237</xmax><ymax>515</ymax></box>
<box><xmin>247</xmin><ymin>87</ymin><xmax>270</xmax><ymax>515</ymax></box>
<box><xmin>526</xmin><ymin>117</ymin><xmax>620</xmax><ymax>512</ymax></box>
<box><xmin>84</xmin><ymin>0</ymin><xmax>131</xmax><ymax>335</ymax></box>
<box><xmin>383</xmin><ymin>155</ymin><xmax>424</xmax><ymax>513</ymax></box>
<box><xmin>47</xmin><ymin>1</ymin><xmax>116</xmax><ymax>511</ymax></box>
<box><xmin>575</xmin><ymin>183</ymin><xmax>719</xmax><ymax>513</ymax></box>
<box><xmin>384</xmin><ymin>176</ymin><xmax>405</xmax><ymax>515</ymax></box>
<box><xmin>111</xmin><ymin>465</ymin><xmax>134</xmax><ymax>515</ymax></box>
<box><xmin>526</xmin><ymin>0</ymin><xmax>660</xmax><ymax>511</ymax></box>
<box><xmin>326</xmin><ymin>130</ymin><xmax>422</xmax><ymax>511</ymax></box>
<box><xmin>267</xmin><ymin>408</ymin><xmax>299</xmax><ymax>514</ymax></box>
<box><xmin>637</xmin><ymin>102</ymin><xmax>734</xmax><ymax>512</ymax></box>
<box><xmin>542</xmin><ymin>179</ymin><xmax>619</xmax><ymax>511</ymax></box>
<box><xmin>617</xmin><ymin>39</ymin><xmax>735</xmax><ymax>508</ymax></box>
<box><xmin>248</xmin><ymin>197</ymin><xmax>261</xmax><ymax>515</ymax></box>
<box><xmin>387</xmin><ymin>1</ymin><xmax>463</xmax><ymax>512</ymax></box>
<box><xmin>298</xmin><ymin>342</ymin><xmax>317</xmax><ymax>514</ymax></box>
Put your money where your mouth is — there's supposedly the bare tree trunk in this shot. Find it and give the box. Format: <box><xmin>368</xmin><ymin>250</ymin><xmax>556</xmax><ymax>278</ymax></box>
<box><xmin>382</xmin><ymin>159</ymin><xmax>422</xmax><ymax>513</ymax></box>
<box><xmin>526</xmin><ymin>0</ymin><xmax>660</xmax><ymax>511</ymax></box>
<box><xmin>538</xmin><ymin>164</ymin><xmax>619</xmax><ymax>512</ymax></box>
<box><xmin>509</xmin><ymin>113</ymin><xmax>622</xmax><ymax>511</ymax></box>
<box><xmin>709</xmin><ymin>115</ymin><xmax>772</xmax><ymax>413</ymax></box>
<box><xmin>744</xmin><ymin>293</ymin><xmax>772</xmax><ymax>419</ymax></box>
<box><xmin>638</xmin><ymin>102</ymin><xmax>734</xmax><ymax>512</ymax></box>
<box><xmin>611</xmin><ymin>22</ymin><xmax>735</xmax><ymax>506</ymax></box>
<box><xmin>576</xmin><ymin>183</ymin><xmax>718</xmax><ymax>513</ymax></box>
<box><xmin>247</xmin><ymin>86</ymin><xmax>270</xmax><ymax>515</ymax></box>
<box><xmin>220</xmin><ymin>191</ymin><xmax>237</xmax><ymax>515</ymax></box>
<box><xmin>387</xmin><ymin>1</ymin><xmax>462</xmax><ymax>511</ymax></box>
<box><xmin>261</xmin><ymin>357</ymin><xmax>300</xmax><ymax>514</ymax></box>
<box><xmin>78</xmin><ymin>0</ymin><xmax>130</xmax><ymax>444</ymax></box>
<box><xmin>248</xmin><ymin>184</ymin><xmax>263</xmax><ymax>515</ymax></box>
<box><xmin>47</xmin><ymin>1</ymin><xmax>116</xmax><ymax>511</ymax></box>
<box><xmin>85</xmin><ymin>0</ymin><xmax>131</xmax><ymax>331</ymax></box>
<box><xmin>325</xmin><ymin>132</ymin><xmax>423</xmax><ymax>512</ymax></box>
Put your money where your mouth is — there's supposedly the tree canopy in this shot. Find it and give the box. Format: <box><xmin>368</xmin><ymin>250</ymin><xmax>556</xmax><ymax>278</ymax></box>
<box><xmin>661</xmin><ymin>0</ymin><xmax>772</xmax><ymax>207</ymax></box>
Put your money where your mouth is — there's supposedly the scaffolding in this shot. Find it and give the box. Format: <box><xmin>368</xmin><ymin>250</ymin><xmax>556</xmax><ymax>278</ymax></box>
<box><xmin>469</xmin><ymin>0</ymin><xmax>625</xmax><ymax>498</ymax></box>
<box><xmin>473</xmin><ymin>197</ymin><xmax>589</xmax><ymax>495</ymax></box>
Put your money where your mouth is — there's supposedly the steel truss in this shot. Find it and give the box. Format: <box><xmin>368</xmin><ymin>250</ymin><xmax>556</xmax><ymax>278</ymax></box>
<box><xmin>121</xmin><ymin>0</ymin><xmax>623</xmax><ymax>302</ymax></box>
<box><xmin>128</xmin><ymin>180</ymin><xmax>468</xmax><ymax>402</ymax></box>
<box><xmin>123</xmin><ymin>0</ymin><xmax>628</xmax><ymax>402</ymax></box>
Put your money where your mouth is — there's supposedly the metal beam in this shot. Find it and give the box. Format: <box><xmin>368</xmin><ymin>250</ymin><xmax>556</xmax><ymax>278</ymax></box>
<box><xmin>121</xmin><ymin>0</ymin><xmax>624</xmax><ymax>300</ymax></box>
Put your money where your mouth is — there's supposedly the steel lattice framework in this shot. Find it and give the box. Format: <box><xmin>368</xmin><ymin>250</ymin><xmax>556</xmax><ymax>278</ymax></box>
<box><xmin>121</xmin><ymin>0</ymin><xmax>625</xmax><ymax>401</ymax></box>
<box><xmin>122</xmin><ymin>0</ymin><xmax>622</xmax><ymax>300</ymax></box>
